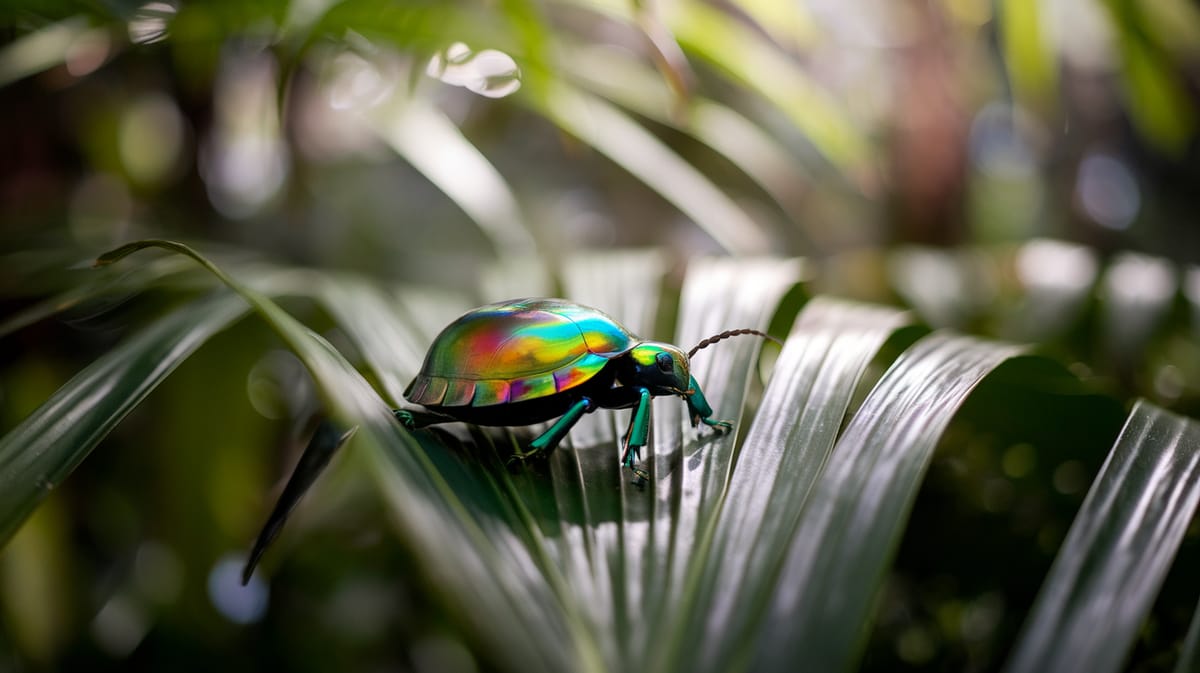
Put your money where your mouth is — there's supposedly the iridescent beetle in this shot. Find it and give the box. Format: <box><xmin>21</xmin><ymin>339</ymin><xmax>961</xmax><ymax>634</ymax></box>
<box><xmin>395</xmin><ymin>298</ymin><xmax>772</xmax><ymax>479</ymax></box>
<box><xmin>243</xmin><ymin>297</ymin><xmax>773</xmax><ymax>583</ymax></box>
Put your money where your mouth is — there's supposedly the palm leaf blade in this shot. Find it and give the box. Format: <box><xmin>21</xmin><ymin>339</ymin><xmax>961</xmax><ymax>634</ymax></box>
<box><xmin>674</xmin><ymin>297</ymin><xmax>914</xmax><ymax>673</ymax></box>
<box><xmin>753</xmin><ymin>333</ymin><xmax>1027</xmax><ymax>672</ymax></box>
<box><xmin>1005</xmin><ymin>400</ymin><xmax>1200</xmax><ymax>673</ymax></box>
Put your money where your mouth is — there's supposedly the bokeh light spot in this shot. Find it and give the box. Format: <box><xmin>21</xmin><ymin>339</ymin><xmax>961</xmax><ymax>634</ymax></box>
<box><xmin>119</xmin><ymin>92</ymin><xmax>186</xmax><ymax>186</ymax></box>
<box><xmin>207</xmin><ymin>553</ymin><xmax>269</xmax><ymax>624</ymax></box>
<box><xmin>135</xmin><ymin>541</ymin><xmax>184</xmax><ymax>605</ymax></box>
<box><xmin>1076</xmin><ymin>152</ymin><xmax>1140</xmax><ymax>230</ymax></box>
<box><xmin>1015</xmin><ymin>239</ymin><xmax>1098</xmax><ymax>293</ymax></box>
<box><xmin>1053</xmin><ymin>460</ymin><xmax>1087</xmax><ymax>495</ymax></box>
<box><xmin>1001</xmin><ymin>443</ymin><xmax>1037</xmax><ymax>479</ymax></box>
<box><xmin>90</xmin><ymin>595</ymin><xmax>148</xmax><ymax>657</ymax></box>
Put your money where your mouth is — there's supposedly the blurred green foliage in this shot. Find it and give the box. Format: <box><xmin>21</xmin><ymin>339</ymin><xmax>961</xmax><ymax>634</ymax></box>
<box><xmin>2</xmin><ymin>0</ymin><xmax>1200</xmax><ymax>671</ymax></box>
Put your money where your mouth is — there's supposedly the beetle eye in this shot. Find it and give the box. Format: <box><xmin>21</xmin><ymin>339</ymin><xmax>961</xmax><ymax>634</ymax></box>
<box><xmin>655</xmin><ymin>352</ymin><xmax>674</xmax><ymax>372</ymax></box>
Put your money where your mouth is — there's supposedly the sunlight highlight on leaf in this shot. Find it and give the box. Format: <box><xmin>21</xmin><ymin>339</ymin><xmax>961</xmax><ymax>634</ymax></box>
<box><xmin>550</xmin><ymin>249</ymin><xmax>668</xmax><ymax>670</ymax></box>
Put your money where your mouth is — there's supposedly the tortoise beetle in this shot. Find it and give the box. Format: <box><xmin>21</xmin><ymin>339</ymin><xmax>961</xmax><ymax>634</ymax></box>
<box><xmin>395</xmin><ymin>298</ymin><xmax>773</xmax><ymax>482</ymax></box>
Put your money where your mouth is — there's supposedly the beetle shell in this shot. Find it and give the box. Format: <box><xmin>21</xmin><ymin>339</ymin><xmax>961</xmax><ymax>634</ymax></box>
<box><xmin>404</xmin><ymin>298</ymin><xmax>637</xmax><ymax>408</ymax></box>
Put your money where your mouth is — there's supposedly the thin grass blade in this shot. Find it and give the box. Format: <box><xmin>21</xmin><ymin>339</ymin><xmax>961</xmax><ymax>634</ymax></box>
<box><xmin>1005</xmin><ymin>400</ymin><xmax>1200</xmax><ymax>673</ymax></box>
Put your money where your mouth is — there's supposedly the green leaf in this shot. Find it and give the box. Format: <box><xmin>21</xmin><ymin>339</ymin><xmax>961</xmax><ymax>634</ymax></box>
<box><xmin>571</xmin><ymin>0</ymin><xmax>868</xmax><ymax>179</ymax></box>
<box><xmin>665</xmin><ymin>2</ymin><xmax>871</xmax><ymax>178</ymax></box>
<box><xmin>562</xmin><ymin>45</ymin><xmax>812</xmax><ymax>226</ymax></box>
<box><xmin>999</xmin><ymin>0</ymin><xmax>1058</xmax><ymax>110</ymax></box>
<box><xmin>751</xmin><ymin>333</ymin><xmax>1027</xmax><ymax>672</ymax></box>
<box><xmin>1115</xmin><ymin>27</ymin><xmax>1196</xmax><ymax>154</ymax></box>
<box><xmin>364</xmin><ymin>95</ymin><xmax>541</xmax><ymax>258</ymax></box>
<box><xmin>534</xmin><ymin>83</ymin><xmax>775</xmax><ymax>254</ymax></box>
<box><xmin>0</xmin><ymin>291</ymin><xmax>252</xmax><ymax>546</ymax></box>
<box><xmin>1005</xmin><ymin>400</ymin><xmax>1200</xmax><ymax>673</ymax></box>
<box><xmin>346</xmin><ymin>252</ymin><xmax>801</xmax><ymax>671</ymax></box>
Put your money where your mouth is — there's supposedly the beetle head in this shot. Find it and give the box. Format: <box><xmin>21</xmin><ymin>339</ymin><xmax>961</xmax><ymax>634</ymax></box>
<box><xmin>626</xmin><ymin>342</ymin><xmax>692</xmax><ymax>397</ymax></box>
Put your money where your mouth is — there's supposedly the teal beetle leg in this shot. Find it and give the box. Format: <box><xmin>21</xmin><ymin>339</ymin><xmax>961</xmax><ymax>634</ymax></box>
<box><xmin>685</xmin><ymin>375</ymin><xmax>732</xmax><ymax>432</ymax></box>
<box><xmin>620</xmin><ymin>388</ymin><xmax>652</xmax><ymax>486</ymax></box>
<box><xmin>511</xmin><ymin>396</ymin><xmax>596</xmax><ymax>463</ymax></box>
<box><xmin>242</xmin><ymin>419</ymin><xmax>357</xmax><ymax>584</ymax></box>
<box><xmin>392</xmin><ymin>408</ymin><xmax>457</xmax><ymax>430</ymax></box>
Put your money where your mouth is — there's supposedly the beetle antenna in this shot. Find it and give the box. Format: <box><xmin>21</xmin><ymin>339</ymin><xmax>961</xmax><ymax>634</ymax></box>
<box><xmin>687</xmin><ymin>329</ymin><xmax>782</xmax><ymax>358</ymax></box>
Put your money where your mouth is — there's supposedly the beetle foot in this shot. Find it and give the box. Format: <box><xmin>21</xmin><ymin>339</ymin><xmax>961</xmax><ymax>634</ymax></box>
<box><xmin>392</xmin><ymin>409</ymin><xmax>417</xmax><ymax>430</ymax></box>
<box><xmin>506</xmin><ymin>447</ymin><xmax>544</xmax><ymax>468</ymax></box>
<box><xmin>701</xmin><ymin>417</ymin><xmax>734</xmax><ymax>434</ymax></box>
<box><xmin>630</xmin><ymin>466</ymin><xmax>649</xmax><ymax>489</ymax></box>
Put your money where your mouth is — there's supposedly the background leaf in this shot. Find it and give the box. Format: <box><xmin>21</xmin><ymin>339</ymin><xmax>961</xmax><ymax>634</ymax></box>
<box><xmin>0</xmin><ymin>291</ymin><xmax>251</xmax><ymax>545</ymax></box>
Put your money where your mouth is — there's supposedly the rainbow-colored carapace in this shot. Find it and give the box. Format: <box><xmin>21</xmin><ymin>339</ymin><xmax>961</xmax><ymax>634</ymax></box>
<box><xmin>396</xmin><ymin>298</ymin><xmax>776</xmax><ymax>484</ymax></box>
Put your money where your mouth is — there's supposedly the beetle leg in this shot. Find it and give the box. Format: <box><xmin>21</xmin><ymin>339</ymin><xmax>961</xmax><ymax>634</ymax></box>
<box><xmin>392</xmin><ymin>408</ymin><xmax>456</xmax><ymax>430</ymax></box>
<box><xmin>512</xmin><ymin>396</ymin><xmax>596</xmax><ymax>462</ymax></box>
<box><xmin>620</xmin><ymin>388</ymin><xmax>652</xmax><ymax>486</ymax></box>
<box><xmin>684</xmin><ymin>375</ymin><xmax>733</xmax><ymax>432</ymax></box>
